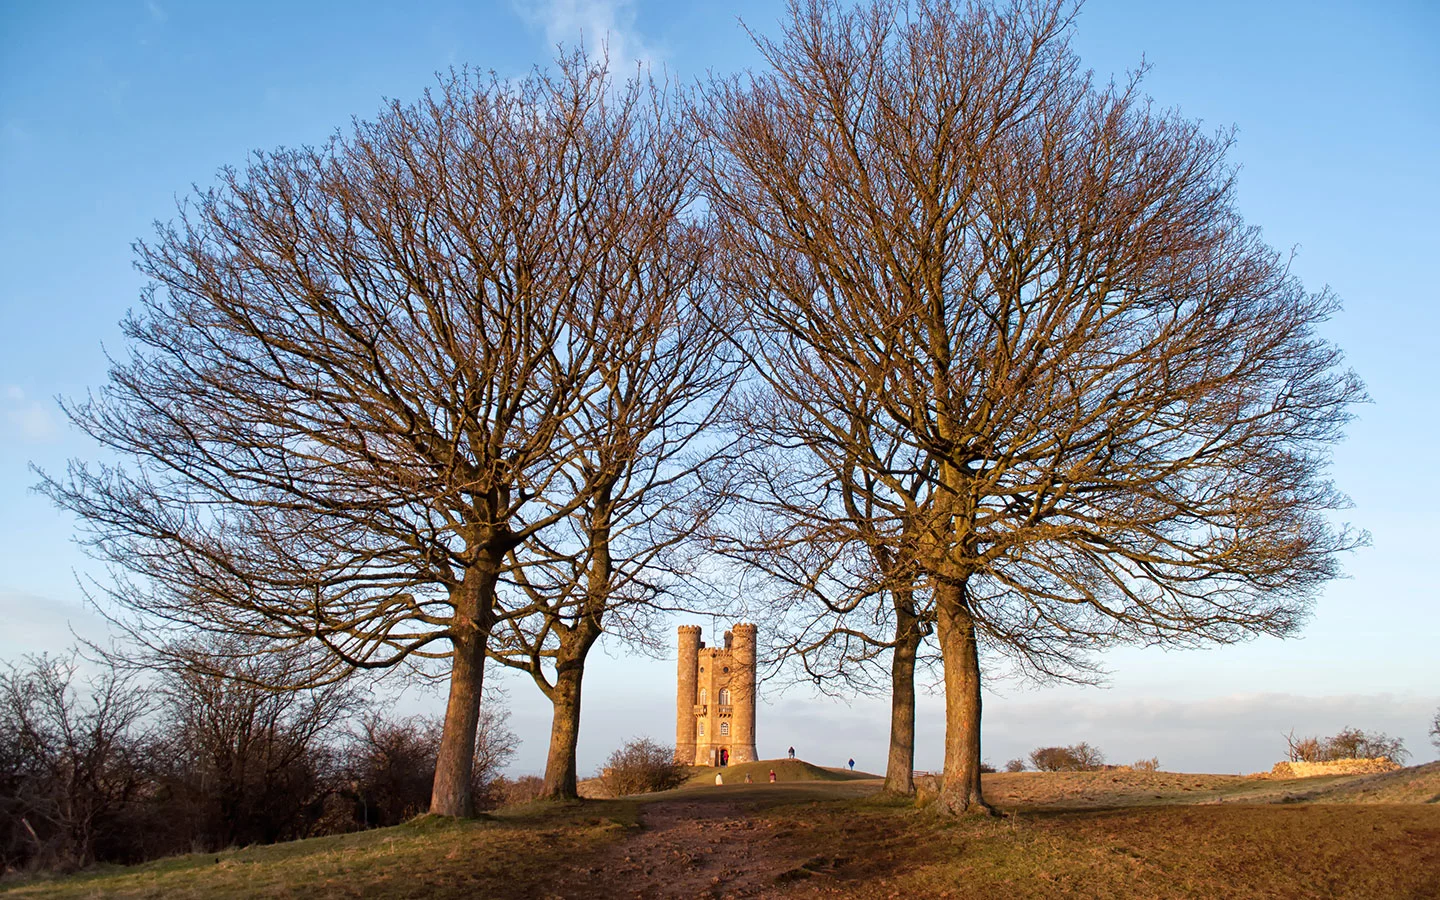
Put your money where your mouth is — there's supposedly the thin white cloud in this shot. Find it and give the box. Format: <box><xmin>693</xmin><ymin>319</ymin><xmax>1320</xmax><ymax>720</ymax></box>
<box><xmin>513</xmin><ymin>0</ymin><xmax>661</xmax><ymax>70</ymax></box>
<box><xmin>2</xmin><ymin>385</ymin><xmax>59</xmax><ymax>442</ymax></box>
<box><xmin>144</xmin><ymin>0</ymin><xmax>167</xmax><ymax>24</ymax></box>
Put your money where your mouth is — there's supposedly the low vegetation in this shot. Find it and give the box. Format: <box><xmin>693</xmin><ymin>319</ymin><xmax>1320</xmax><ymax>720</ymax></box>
<box><xmin>0</xmin><ymin>653</ymin><xmax>517</xmax><ymax>874</ymax></box>
<box><xmin>597</xmin><ymin>738</ymin><xmax>687</xmax><ymax>797</ymax></box>
<box><xmin>1028</xmin><ymin>742</ymin><xmax>1107</xmax><ymax>772</ymax></box>
<box><xmin>1285</xmin><ymin>727</ymin><xmax>1408</xmax><ymax>764</ymax></box>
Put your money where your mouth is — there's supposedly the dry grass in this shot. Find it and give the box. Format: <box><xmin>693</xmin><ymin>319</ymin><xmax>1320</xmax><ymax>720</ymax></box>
<box><xmin>7</xmin><ymin>766</ymin><xmax>1439</xmax><ymax>898</ymax></box>
<box><xmin>773</xmin><ymin>799</ymin><xmax>1440</xmax><ymax>899</ymax></box>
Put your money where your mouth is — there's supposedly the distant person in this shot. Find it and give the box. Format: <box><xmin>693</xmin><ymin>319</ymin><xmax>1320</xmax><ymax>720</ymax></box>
<box><xmin>715</xmin><ymin>773</ymin><xmax>723</xmax><ymax>786</ymax></box>
<box><xmin>745</xmin><ymin>772</ymin><xmax>753</xmax><ymax>784</ymax></box>
<box><xmin>769</xmin><ymin>769</ymin><xmax>776</xmax><ymax>783</ymax></box>
<box><xmin>788</xmin><ymin>746</ymin><xmax>795</xmax><ymax>759</ymax></box>
<box><xmin>848</xmin><ymin>758</ymin><xmax>855</xmax><ymax>771</ymax></box>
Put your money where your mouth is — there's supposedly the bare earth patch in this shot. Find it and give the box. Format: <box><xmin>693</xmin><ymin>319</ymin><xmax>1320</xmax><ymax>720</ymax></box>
<box><xmin>545</xmin><ymin>783</ymin><xmax>882</xmax><ymax>899</ymax></box>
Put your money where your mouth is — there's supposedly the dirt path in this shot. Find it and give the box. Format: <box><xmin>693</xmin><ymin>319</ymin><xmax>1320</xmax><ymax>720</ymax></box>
<box><xmin>545</xmin><ymin>784</ymin><xmax>875</xmax><ymax>899</ymax></box>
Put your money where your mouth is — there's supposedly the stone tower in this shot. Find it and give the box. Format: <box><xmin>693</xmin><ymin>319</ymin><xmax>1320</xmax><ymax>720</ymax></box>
<box><xmin>674</xmin><ymin>623</ymin><xmax>759</xmax><ymax>766</ymax></box>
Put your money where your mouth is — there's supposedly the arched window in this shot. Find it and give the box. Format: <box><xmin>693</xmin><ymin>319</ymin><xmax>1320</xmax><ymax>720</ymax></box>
<box><xmin>699</xmin><ymin>688</ymin><xmax>707</xmax><ymax>703</ymax></box>
<box><xmin>698</xmin><ymin>721</ymin><xmax>705</xmax><ymax>736</ymax></box>
<box><xmin>718</xmin><ymin>689</ymin><xmax>731</xmax><ymax>705</ymax></box>
<box><xmin>720</xmin><ymin>721</ymin><xmax>730</xmax><ymax>736</ymax></box>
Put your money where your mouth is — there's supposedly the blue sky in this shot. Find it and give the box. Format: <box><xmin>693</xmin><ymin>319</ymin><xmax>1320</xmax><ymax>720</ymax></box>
<box><xmin>2</xmin><ymin>0</ymin><xmax>1437</xmax><ymax>777</ymax></box>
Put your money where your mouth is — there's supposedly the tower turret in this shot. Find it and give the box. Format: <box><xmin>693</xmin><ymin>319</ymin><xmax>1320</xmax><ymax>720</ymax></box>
<box><xmin>729</xmin><ymin>623</ymin><xmax>759</xmax><ymax>763</ymax></box>
<box><xmin>675</xmin><ymin>625</ymin><xmax>702</xmax><ymax>764</ymax></box>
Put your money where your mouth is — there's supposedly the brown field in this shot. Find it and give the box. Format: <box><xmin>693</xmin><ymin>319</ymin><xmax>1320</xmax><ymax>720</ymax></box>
<box><xmin>5</xmin><ymin>763</ymin><xmax>1438</xmax><ymax>899</ymax></box>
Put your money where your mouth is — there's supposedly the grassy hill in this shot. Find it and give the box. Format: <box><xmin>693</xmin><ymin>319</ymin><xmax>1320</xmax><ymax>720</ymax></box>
<box><xmin>683</xmin><ymin>757</ymin><xmax>878</xmax><ymax>786</ymax></box>
<box><xmin>5</xmin><ymin>765</ymin><xmax>1438</xmax><ymax>898</ymax></box>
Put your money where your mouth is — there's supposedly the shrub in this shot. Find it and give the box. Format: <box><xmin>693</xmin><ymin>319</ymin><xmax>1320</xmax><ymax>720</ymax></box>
<box><xmin>1286</xmin><ymin>727</ymin><xmax>1408</xmax><ymax>764</ymax></box>
<box><xmin>1028</xmin><ymin>743</ymin><xmax>1106</xmax><ymax>772</ymax></box>
<box><xmin>599</xmin><ymin>737</ymin><xmax>685</xmax><ymax>796</ymax></box>
<box><xmin>1004</xmin><ymin>758</ymin><xmax>1026</xmax><ymax>773</ymax></box>
<box><xmin>341</xmin><ymin>703</ymin><xmax>519</xmax><ymax>825</ymax></box>
<box><xmin>0</xmin><ymin>654</ymin><xmax>156</xmax><ymax>871</ymax></box>
<box><xmin>490</xmin><ymin>775</ymin><xmax>546</xmax><ymax>806</ymax></box>
<box><xmin>1132</xmin><ymin>757</ymin><xmax>1160</xmax><ymax>773</ymax></box>
<box><xmin>978</xmin><ymin>761</ymin><xmax>997</xmax><ymax>774</ymax></box>
<box><xmin>1431</xmin><ymin>708</ymin><xmax>1439</xmax><ymax>751</ymax></box>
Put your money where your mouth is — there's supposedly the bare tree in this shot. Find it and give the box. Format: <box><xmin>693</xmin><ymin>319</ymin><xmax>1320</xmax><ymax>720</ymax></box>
<box><xmin>707</xmin><ymin>0</ymin><xmax>1364</xmax><ymax>814</ymax></box>
<box><xmin>484</xmin><ymin>95</ymin><xmax>741</xmax><ymax>799</ymax></box>
<box><xmin>708</xmin><ymin>384</ymin><xmax>935</xmax><ymax>795</ymax></box>
<box><xmin>38</xmin><ymin>52</ymin><xmax>712</xmax><ymax>817</ymax></box>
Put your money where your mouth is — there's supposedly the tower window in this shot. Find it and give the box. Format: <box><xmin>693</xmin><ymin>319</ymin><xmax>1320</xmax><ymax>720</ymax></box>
<box><xmin>718</xmin><ymin>689</ymin><xmax>731</xmax><ymax>705</ymax></box>
<box><xmin>720</xmin><ymin>721</ymin><xmax>730</xmax><ymax>736</ymax></box>
<box><xmin>699</xmin><ymin>688</ymin><xmax>706</xmax><ymax>703</ymax></box>
<box><xmin>698</xmin><ymin>721</ymin><xmax>705</xmax><ymax>736</ymax></box>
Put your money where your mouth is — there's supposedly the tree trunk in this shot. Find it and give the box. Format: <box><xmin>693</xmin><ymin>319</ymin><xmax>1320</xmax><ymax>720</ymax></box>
<box><xmin>430</xmin><ymin>562</ymin><xmax>498</xmax><ymax>817</ymax></box>
<box><xmin>537</xmin><ymin>492</ymin><xmax>610</xmax><ymax>800</ymax></box>
<box><xmin>884</xmin><ymin>596</ymin><xmax>920</xmax><ymax>795</ymax></box>
<box><xmin>932</xmin><ymin>579</ymin><xmax>993</xmax><ymax>816</ymax></box>
<box><xmin>540</xmin><ymin>660</ymin><xmax>585</xmax><ymax>799</ymax></box>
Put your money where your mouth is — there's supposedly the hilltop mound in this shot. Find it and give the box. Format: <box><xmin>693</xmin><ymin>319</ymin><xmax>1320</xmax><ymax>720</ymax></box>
<box><xmin>684</xmin><ymin>758</ymin><xmax>877</xmax><ymax>786</ymax></box>
<box><xmin>1279</xmin><ymin>761</ymin><xmax>1440</xmax><ymax>804</ymax></box>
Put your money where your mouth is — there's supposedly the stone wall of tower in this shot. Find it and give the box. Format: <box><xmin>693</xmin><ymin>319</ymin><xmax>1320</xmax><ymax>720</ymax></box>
<box><xmin>674</xmin><ymin>626</ymin><xmax>701</xmax><ymax>765</ymax></box>
<box><xmin>730</xmin><ymin>623</ymin><xmax>759</xmax><ymax>763</ymax></box>
<box><xmin>675</xmin><ymin>623</ymin><xmax>759</xmax><ymax>767</ymax></box>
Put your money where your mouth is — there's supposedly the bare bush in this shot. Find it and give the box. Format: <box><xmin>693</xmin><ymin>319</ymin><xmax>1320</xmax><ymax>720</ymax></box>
<box><xmin>489</xmin><ymin>775</ymin><xmax>547</xmax><ymax>807</ymax></box>
<box><xmin>344</xmin><ymin>714</ymin><xmax>443</xmax><ymax>827</ymax></box>
<box><xmin>1286</xmin><ymin>727</ymin><xmax>1407</xmax><ymax>764</ymax></box>
<box><xmin>1004</xmin><ymin>759</ymin><xmax>1026</xmax><ymax>773</ymax></box>
<box><xmin>599</xmin><ymin>737</ymin><xmax>685</xmax><ymax>797</ymax></box>
<box><xmin>150</xmin><ymin>642</ymin><xmax>356</xmax><ymax>851</ymax></box>
<box><xmin>342</xmin><ymin>704</ymin><xmax>518</xmax><ymax>826</ymax></box>
<box><xmin>1132</xmin><ymin>757</ymin><xmax>1160</xmax><ymax>773</ymax></box>
<box><xmin>1285</xmin><ymin>729</ymin><xmax>1325</xmax><ymax>763</ymax></box>
<box><xmin>1029</xmin><ymin>744</ymin><xmax>1106</xmax><ymax>772</ymax></box>
<box><xmin>1323</xmin><ymin>727</ymin><xmax>1407</xmax><ymax>764</ymax></box>
<box><xmin>1431</xmin><ymin>708</ymin><xmax>1439</xmax><ymax>751</ymax></box>
<box><xmin>0</xmin><ymin>654</ymin><xmax>154</xmax><ymax>871</ymax></box>
<box><xmin>1073</xmin><ymin>743</ymin><xmax>1106</xmax><ymax>770</ymax></box>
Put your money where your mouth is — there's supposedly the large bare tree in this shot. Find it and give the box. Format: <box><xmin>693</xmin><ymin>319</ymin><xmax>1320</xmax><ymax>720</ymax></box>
<box><xmin>487</xmin><ymin>193</ymin><xmax>741</xmax><ymax>799</ymax></box>
<box><xmin>710</xmin><ymin>380</ymin><xmax>935</xmax><ymax>795</ymax></box>
<box><xmin>707</xmin><ymin>0</ymin><xmax>1365</xmax><ymax>814</ymax></box>
<box><xmin>39</xmin><ymin>53</ymin><xmax>710</xmax><ymax>816</ymax></box>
